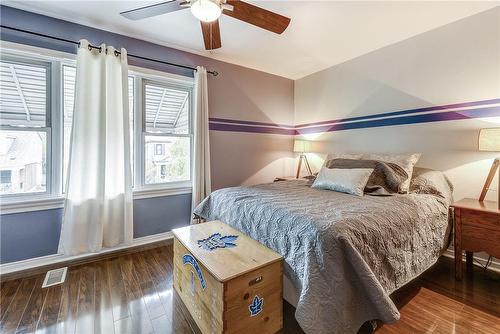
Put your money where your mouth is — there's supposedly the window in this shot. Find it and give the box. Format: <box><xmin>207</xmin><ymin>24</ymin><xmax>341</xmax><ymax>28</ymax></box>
<box><xmin>0</xmin><ymin>48</ymin><xmax>193</xmax><ymax>208</ymax></box>
<box><xmin>1</xmin><ymin>170</ymin><xmax>12</xmax><ymax>184</ymax></box>
<box><xmin>155</xmin><ymin>143</ymin><xmax>165</xmax><ymax>156</ymax></box>
<box><xmin>0</xmin><ymin>58</ymin><xmax>50</xmax><ymax>196</ymax></box>
<box><xmin>142</xmin><ymin>80</ymin><xmax>192</xmax><ymax>186</ymax></box>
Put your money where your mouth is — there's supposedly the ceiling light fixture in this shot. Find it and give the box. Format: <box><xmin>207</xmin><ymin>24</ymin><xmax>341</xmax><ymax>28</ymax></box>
<box><xmin>190</xmin><ymin>0</ymin><xmax>222</xmax><ymax>23</ymax></box>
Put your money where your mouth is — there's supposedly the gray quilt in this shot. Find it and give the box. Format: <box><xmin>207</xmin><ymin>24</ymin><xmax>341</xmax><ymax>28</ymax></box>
<box><xmin>194</xmin><ymin>175</ymin><xmax>453</xmax><ymax>334</ymax></box>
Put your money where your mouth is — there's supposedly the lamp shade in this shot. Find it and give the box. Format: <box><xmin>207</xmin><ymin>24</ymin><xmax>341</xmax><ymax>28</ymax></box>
<box><xmin>478</xmin><ymin>128</ymin><xmax>500</xmax><ymax>152</ymax></box>
<box><xmin>293</xmin><ymin>139</ymin><xmax>311</xmax><ymax>153</ymax></box>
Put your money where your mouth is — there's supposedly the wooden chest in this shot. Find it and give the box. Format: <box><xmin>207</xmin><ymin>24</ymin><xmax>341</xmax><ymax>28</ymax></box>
<box><xmin>172</xmin><ymin>220</ymin><xmax>283</xmax><ymax>334</ymax></box>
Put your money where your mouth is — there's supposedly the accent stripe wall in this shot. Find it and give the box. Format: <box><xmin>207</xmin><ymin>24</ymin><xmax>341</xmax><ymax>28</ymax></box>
<box><xmin>209</xmin><ymin>98</ymin><xmax>500</xmax><ymax>135</ymax></box>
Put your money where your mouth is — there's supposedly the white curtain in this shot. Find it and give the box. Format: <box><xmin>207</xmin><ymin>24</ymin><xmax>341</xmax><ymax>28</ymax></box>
<box><xmin>191</xmin><ymin>66</ymin><xmax>211</xmax><ymax>220</ymax></box>
<box><xmin>59</xmin><ymin>40</ymin><xmax>133</xmax><ymax>255</ymax></box>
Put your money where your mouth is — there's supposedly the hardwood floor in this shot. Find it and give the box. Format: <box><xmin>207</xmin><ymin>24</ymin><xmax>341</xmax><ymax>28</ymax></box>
<box><xmin>1</xmin><ymin>242</ymin><xmax>499</xmax><ymax>334</ymax></box>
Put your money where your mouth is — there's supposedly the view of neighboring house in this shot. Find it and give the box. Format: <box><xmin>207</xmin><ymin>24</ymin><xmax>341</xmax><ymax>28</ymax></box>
<box><xmin>0</xmin><ymin>130</ymin><xmax>45</xmax><ymax>194</ymax></box>
<box><xmin>0</xmin><ymin>60</ymin><xmax>47</xmax><ymax>195</ymax></box>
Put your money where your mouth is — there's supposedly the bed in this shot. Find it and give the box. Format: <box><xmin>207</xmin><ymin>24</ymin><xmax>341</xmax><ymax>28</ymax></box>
<box><xmin>194</xmin><ymin>168</ymin><xmax>453</xmax><ymax>334</ymax></box>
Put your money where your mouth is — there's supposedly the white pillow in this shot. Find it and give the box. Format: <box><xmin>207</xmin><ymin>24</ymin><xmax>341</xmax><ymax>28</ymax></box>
<box><xmin>361</xmin><ymin>153</ymin><xmax>421</xmax><ymax>193</ymax></box>
<box><xmin>312</xmin><ymin>167</ymin><xmax>374</xmax><ymax>196</ymax></box>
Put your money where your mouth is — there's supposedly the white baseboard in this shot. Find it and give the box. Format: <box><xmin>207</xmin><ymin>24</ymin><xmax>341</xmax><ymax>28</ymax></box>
<box><xmin>0</xmin><ymin>231</ymin><xmax>173</xmax><ymax>276</ymax></box>
<box><xmin>442</xmin><ymin>249</ymin><xmax>500</xmax><ymax>273</ymax></box>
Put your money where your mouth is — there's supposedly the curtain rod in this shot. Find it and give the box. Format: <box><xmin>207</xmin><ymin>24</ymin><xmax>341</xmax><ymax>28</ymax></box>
<box><xmin>0</xmin><ymin>25</ymin><xmax>219</xmax><ymax>76</ymax></box>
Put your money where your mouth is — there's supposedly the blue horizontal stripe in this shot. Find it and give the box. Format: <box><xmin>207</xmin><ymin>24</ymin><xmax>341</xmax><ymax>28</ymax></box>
<box><xmin>208</xmin><ymin>99</ymin><xmax>500</xmax><ymax>135</ymax></box>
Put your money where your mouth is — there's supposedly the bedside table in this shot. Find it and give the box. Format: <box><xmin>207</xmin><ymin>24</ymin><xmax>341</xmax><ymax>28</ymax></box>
<box><xmin>451</xmin><ymin>198</ymin><xmax>500</xmax><ymax>280</ymax></box>
<box><xmin>274</xmin><ymin>176</ymin><xmax>312</xmax><ymax>182</ymax></box>
<box><xmin>274</xmin><ymin>176</ymin><xmax>298</xmax><ymax>182</ymax></box>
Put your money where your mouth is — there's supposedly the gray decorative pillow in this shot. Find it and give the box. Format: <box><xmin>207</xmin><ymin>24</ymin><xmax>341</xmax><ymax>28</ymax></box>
<box><xmin>361</xmin><ymin>153</ymin><xmax>421</xmax><ymax>193</ymax></box>
<box><xmin>311</xmin><ymin>167</ymin><xmax>374</xmax><ymax>196</ymax></box>
<box><xmin>410</xmin><ymin>167</ymin><xmax>454</xmax><ymax>201</ymax></box>
<box><xmin>325</xmin><ymin>158</ymin><xmax>408</xmax><ymax>195</ymax></box>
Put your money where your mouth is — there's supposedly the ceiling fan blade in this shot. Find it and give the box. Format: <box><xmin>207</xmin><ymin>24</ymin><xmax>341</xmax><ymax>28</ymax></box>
<box><xmin>200</xmin><ymin>20</ymin><xmax>222</xmax><ymax>50</ymax></box>
<box><xmin>120</xmin><ymin>1</ymin><xmax>186</xmax><ymax>20</ymax></box>
<box><xmin>223</xmin><ymin>1</ymin><xmax>290</xmax><ymax>34</ymax></box>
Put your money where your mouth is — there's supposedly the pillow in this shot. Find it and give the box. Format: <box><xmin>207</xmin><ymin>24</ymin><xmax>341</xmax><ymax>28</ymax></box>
<box><xmin>325</xmin><ymin>158</ymin><xmax>408</xmax><ymax>195</ymax></box>
<box><xmin>322</xmin><ymin>152</ymin><xmax>363</xmax><ymax>167</ymax></box>
<box><xmin>311</xmin><ymin>167</ymin><xmax>374</xmax><ymax>196</ymax></box>
<box><xmin>410</xmin><ymin>167</ymin><xmax>454</xmax><ymax>201</ymax></box>
<box><xmin>361</xmin><ymin>153</ymin><xmax>421</xmax><ymax>193</ymax></box>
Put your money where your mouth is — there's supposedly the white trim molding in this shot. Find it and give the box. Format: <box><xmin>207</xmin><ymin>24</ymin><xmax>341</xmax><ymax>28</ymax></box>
<box><xmin>0</xmin><ymin>231</ymin><xmax>174</xmax><ymax>276</ymax></box>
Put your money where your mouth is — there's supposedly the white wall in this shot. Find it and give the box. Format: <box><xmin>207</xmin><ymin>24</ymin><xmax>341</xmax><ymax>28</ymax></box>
<box><xmin>294</xmin><ymin>7</ymin><xmax>500</xmax><ymax>201</ymax></box>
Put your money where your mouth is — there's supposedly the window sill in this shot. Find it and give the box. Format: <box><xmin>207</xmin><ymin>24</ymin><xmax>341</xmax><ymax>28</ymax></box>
<box><xmin>1</xmin><ymin>196</ymin><xmax>65</xmax><ymax>215</ymax></box>
<box><xmin>133</xmin><ymin>186</ymin><xmax>192</xmax><ymax>200</ymax></box>
<box><xmin>0</xmin><ymin>187</ymin><xmax>192</xmax><ymax>215</ymax></box>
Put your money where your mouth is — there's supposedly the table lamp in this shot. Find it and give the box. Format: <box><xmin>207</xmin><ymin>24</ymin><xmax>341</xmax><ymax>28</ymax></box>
<box><xmin>293</xmin><ymin>139</ymin><xmax>313</xmax><ymax>178</ymax></box>
<box><xmin>478</xmin><ymin>128</ymin><xmax>500</xmax><ymax>204</ymax></box>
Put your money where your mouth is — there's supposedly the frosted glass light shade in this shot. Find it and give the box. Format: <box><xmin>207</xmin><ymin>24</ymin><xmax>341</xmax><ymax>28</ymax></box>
<box><xmin>294</xmin><ymin>140</ymin><xmax>311</xmax><ymax>153</ymax></box>
<box><xmin>478</xmin><ymin>128</ymin><xmax>500</xmax><ymax>152</ymax></box>
<box><xmin>191</xmin><ymin>0</ymin><xmax>222</xmax><ymax>22</ymax></box>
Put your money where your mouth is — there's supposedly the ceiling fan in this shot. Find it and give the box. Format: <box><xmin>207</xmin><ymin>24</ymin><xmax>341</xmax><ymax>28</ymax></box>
<box><xmin>120</xmin><ymin>0</ymin><xmax>291</xmax><ymax>50</ymax></box>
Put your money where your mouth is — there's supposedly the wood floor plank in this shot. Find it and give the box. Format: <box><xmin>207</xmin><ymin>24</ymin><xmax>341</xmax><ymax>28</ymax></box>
<box><xmin>455</xmin><ymin>305</ymin><xmax>500</xmax><ymax>334</ymax></box>
<box><xmin>93</xmin><ymin>262</ymin><xmax>114</xmax><ymax>334</ymax></box>
<box><xmin>106</xmin><ymin>258</ymin><xmax>131</xmax><ymax>322</ymax></box>
<box><xmin>0</xmin><ymin>276</ymin><xmax>38</xmax><ymax>334</ymax></box>
<box><xmin>56</xmin><ymin>267</ymin><xmax>82</xmax><ymax>334</ymax></box>
<box><xmin>143</xmin><ymin>248</ymin><xmax>174</xmax><ymax>320</ymax></box>
<box><xmin>150</xmin><ymin>314</ymin><xmax>173</xmax><ymax>334</ymax></box>
<box><xmin>74</xmin><ymin>265</ymin><xmax>95</xmax><ymax>334</ymax></box>
<box><xmin>35</xmin><ymin>284</ymin><xmax>63</xmax><ymax>334</ymax></box>
<box><xmin>15</xmin><ymin>276</ymin><xmax>47</xmax><ymax>334</ymax></box>
<box><xmin>117</xmin><ymin>256</ymin><xmax>154</xmax><ymax>334</ymax></box>
<box><xmin>0</xmin><ymin>280</ymin><xmax>21</xmax><ymax>323</ymax></box>
<box><xmin>130</xmin><ymin>253</ymin><xmax>167</xmax><ymax>320</ymax></box>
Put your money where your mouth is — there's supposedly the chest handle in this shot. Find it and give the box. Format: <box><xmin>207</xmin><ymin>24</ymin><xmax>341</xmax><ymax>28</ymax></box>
<box><xmin>249</xmin><ymin>275</ymin><xmax>263</xmax><ymax>286</ymax></box>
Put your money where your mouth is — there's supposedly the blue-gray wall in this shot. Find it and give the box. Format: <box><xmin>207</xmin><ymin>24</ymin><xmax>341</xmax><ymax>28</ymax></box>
<box><xmin>1</xmin><ymin>209</ymin><xmax>63</xmax><ymax>264</ymax></box>
<box><xmin>1</xmin><ymin>194</ymin><xmax>191</xmax><ymax>264</ymax></box>
<box><xmin>133</xmin><ymin>194</ymin><xmax>192</xmax><ymax>238</ymax></box>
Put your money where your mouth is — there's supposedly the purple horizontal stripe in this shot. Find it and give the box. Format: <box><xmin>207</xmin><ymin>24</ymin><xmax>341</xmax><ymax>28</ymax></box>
<box><xmin>209</xmin><ymin>117</ymin><xmax>293</xmax><ymax>128</ymax></box>
<box><xmin>209</xmin><ymin>122</ymin><xmax>296</xmax><ymax>135</ymax></box>
<box><xmin>208</xmin><ymin>99</ymin><xmax>500</xmax><ymax>135</ymax></box>
<box><xmin>296</xmin><ymin>106</ymin><xmax>500</xmax><ymax>135</ymax></box>
<box><xmin>295</xmin><ymin>98</ymin><xmax>500</xmax><ymax>128</ymax></box>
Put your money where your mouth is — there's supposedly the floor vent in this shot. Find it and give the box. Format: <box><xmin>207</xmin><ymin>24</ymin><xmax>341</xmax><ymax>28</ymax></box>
<box><xmin>42</xmin><ymin>267</ymin><xmax>68</xmax><ymax>288</ymax></box>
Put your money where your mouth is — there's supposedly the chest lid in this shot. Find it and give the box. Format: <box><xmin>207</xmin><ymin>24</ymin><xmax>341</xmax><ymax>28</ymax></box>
<box><xmin>173</xmin><ymin>220</ymin><xmax>282</xmax><ymax>282</ymax></box>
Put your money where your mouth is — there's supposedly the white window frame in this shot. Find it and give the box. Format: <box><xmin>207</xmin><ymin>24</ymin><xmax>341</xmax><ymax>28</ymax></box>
<box><xmin>0</xmin><ymin>54</ymin><xmax>62</xmax><ymax>204</ymax></box>
<box><xmin>136</xmin><ymin>75</ymin><xmax>194</xmax><ymax>192</ymax></box>
<box><xmin>0</xmin><ymin>44</ymin><xmax>193</xmax><ymax>214</ymax></box>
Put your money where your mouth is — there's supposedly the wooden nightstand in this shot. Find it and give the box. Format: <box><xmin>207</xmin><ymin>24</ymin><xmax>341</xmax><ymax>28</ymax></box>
<box><xmin>451</xmin><ymin>198</ymin><xmax>500</xmax><ymax>280</ymax></box>
<box><xmin>274</xmin><ymin>176</ymin><xmax>311</xmax><ymax>182</ymax></box>
<box><xmin>274</xmin><ymin>176</ymin><xmax>298</xmax><ymax>182</ymax></box>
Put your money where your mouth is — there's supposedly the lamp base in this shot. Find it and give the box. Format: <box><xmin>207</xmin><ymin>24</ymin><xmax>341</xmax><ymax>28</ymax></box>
<box><xmin>296</xmin><ymin>154</ymin><xmax>313</xmax><ymax>179</ymax></box>
<box><xmin>479</xmin><ymin>158</ymin><xmax>500</xmax><ymax>207</ymax></box>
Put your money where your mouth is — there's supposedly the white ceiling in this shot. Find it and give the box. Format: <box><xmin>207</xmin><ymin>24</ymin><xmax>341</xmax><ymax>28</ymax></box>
<box><xmin>4</xmin><ymin>1</ymin><xmax>499</xmax><ymax>79</ymax></box>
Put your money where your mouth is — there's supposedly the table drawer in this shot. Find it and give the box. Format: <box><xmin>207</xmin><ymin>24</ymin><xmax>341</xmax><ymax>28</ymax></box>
<box><xmin>461</xmin><ymin>209</ymin><xmax>500</xmax><ymax>257</ymax></box>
